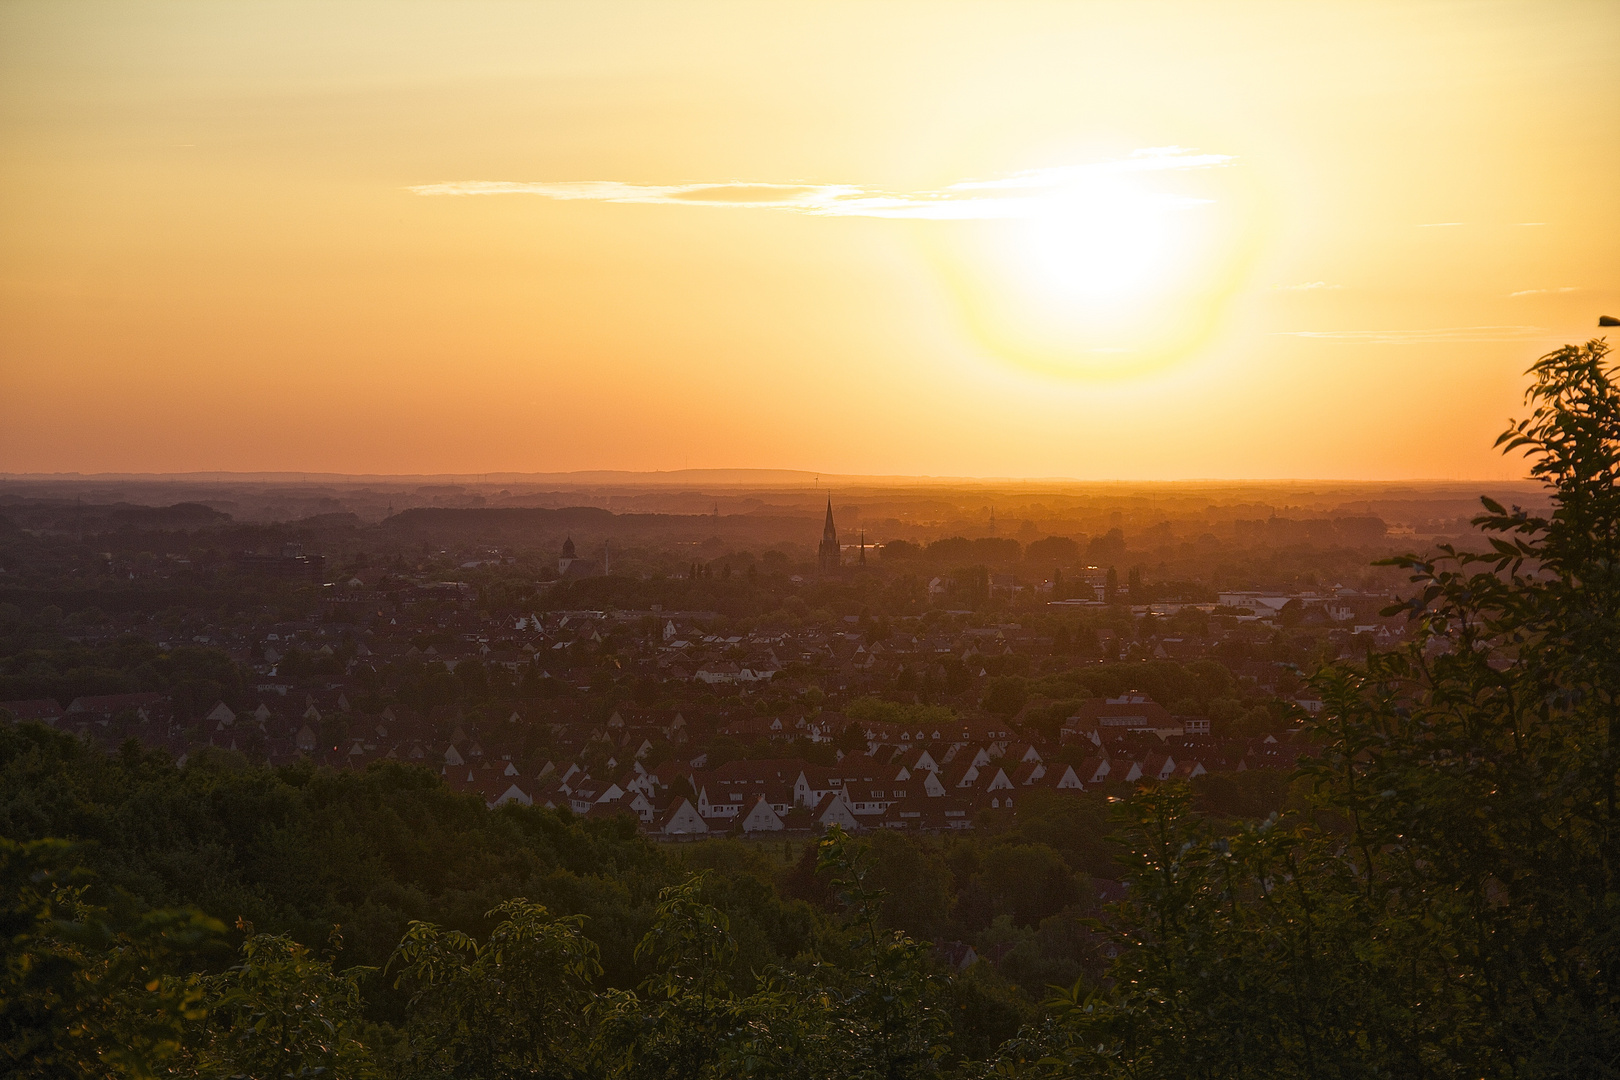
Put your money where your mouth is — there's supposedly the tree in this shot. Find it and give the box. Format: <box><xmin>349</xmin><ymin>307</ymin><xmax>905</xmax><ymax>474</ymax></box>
<box><xmin>1</xmin><ymin>838</ymin><xmax>221</xmax><ymax>1080</ymax></box>
<box><xmin>388</xmin><ymin>899</ymin><xmax>603</xmax><ymax>1079</ymax></box>
<box><xmin>192</xmin><ymin>922</ymin><xmax>373</xmax><ymax>1080</ymax></box>
<box><xmin>1000</xmin><ymin>784</ymin><xmax>1404</xmax><ymax>1078</ymax></box>
<box><xmin>957</xmin><ymin>842</ymin><xmax>1077</xmax><ymax>931</ymax></box>
<box><xmin>1087</xmin><ymin>529</ymin><xmax>1126</xmax><ymax>564</ymax></box>
<box><xmin>861</xmin><ymin>831</ymin><xmax>953</xmax><ymax>942</ymax></box>
<box><xmin>592</xmin><ymin>872</ymin><xmax>743</xmax><ymax>1080</ymax></box>
<box><xmin>734</xmin><ymin>827</ymin><xmax>949</xmax><ymax>1080</ymax></box>
<box><xmin>455</xmin><ymin>657</ymin><xmax>491</xmax><ymax>701</ymax></box>
<box><xmin>1304</xmin><ymin>338</ymin><xmax>1620</xmax><ymax>1074</ymax></box>
<box><xmin>980</xmin><ymin>676</ymin><xmax>1028</xmax><ymax>716</ymax></box>
<box><xmin>1006</xmin><ymin>341</ymin><xmax>1620</xmax><ymax>1078</ymax></box>
<box><xmin>1025</xmin><ymin>536</ymin><xmax>1081</xmax><ymax>566</ymax></box>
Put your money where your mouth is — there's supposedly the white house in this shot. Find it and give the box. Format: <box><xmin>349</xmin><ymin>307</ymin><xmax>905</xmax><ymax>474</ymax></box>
<box><xmin>488</xmin><ymin>783</ymin><xmax>532</xmax><ymax>808</ymax></box>
<box><xmin>741</xmin><ymin>795</ymin><xmax>786</xmax><ymax>833</ymax></box>
<box><xmin>810</xmin><ymin>791</ymin><xmax>861</xmax><ymax>831</ymax></box>
<box><xmin>661</xmin><ymin>798</ymin><xmax>709</xmax><ymax>836</ymax></box>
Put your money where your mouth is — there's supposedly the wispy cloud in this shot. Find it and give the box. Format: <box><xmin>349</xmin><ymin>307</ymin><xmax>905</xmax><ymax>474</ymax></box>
<box><xmin>408</xmin><ymin>147</ymin><xmax>1233</xmax><ymax>220</ymax></box>
<box><xmin>1508</xmin><ymin>286</ymin><xmax>1579</xmax><ymax>298</ymax></box>
<box><xmin>944</xmin><ymin>146</ymin><xmax>1235</xmax><ymax>191</ymax></box>
<box><xmin>1274</xmin><ymin>281</ymin><xmax>1342</xmax><ymax>291</ymax></box>
<box><xmin>1278</xmin><ymin>326</ymin><xmax>1547</xmax><ymax>345</ymax></box>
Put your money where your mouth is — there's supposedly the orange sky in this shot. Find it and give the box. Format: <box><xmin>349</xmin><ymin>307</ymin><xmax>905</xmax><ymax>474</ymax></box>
<box><xmin>2</xmin><ymin>1</ymin><xmax>1616</xmax><ymax>479</ymax></box>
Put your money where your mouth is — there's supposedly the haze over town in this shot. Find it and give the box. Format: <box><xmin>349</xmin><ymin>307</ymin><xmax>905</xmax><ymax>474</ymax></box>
<box><xmin>2</xmin><ymin>4</ymin><xmax>1618</xmax><ymax>1079</ymax></box>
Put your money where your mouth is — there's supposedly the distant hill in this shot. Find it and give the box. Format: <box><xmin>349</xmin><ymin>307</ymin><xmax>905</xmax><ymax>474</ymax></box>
<box><xmin>381</xmin><ymin>504</ymin><xmax>818</xmax><ymax>547</ymax></box>
<box><xmin>0</xmin><ymin>500</ymin><xmax>232</xmax><ymax>534</ymax></box>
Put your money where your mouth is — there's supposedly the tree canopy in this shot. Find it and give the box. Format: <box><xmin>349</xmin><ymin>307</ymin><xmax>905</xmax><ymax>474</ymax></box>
<box><xmin>1005</xmin><ymin>339</ymin><xmax>1620</xmax><ymax>1078</ymax></box>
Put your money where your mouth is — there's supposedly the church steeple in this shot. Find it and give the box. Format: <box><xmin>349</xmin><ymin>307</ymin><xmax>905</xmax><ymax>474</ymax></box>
<box><xmin>818</xmin><ymin>498</ymin><xmax>840</xmax><ymax>573</ymax></box>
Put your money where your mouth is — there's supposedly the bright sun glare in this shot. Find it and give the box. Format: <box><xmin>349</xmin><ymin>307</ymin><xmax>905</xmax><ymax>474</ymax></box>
<box><xmin>928</xmin><ymin>164</ymin><xmax>1256</xmax><ymax>380</ymax></box>
<box><xmin>1016</xmin><ymin>179</ymin><xmax>1178</xmax><ymax>304</ymax></box>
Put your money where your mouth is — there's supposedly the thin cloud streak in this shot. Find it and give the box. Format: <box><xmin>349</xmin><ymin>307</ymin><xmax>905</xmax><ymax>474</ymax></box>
<box><xmin>1278</xmin><ymin>326</ymin><xmax>1547</xmax><ymax>345</ymax></box>
<box><xmin>408</xmin><ymin>147</ymin><xmax>1231</xmax><ymax>220</ymax></box>
<box><xmin>945</xmin><ymin>146</ymin><xmax>1234</xmax><ymax>190</ymax></box>
<box><xmin>1508</xmin><ymin>286</ymin><xmax>1579</xmax><ymax>298</ymax></box>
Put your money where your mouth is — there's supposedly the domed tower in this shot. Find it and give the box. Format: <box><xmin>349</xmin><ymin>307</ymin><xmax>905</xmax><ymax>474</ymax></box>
<box><xmin>818</xmin><ymin>499</ymin><xmax>840</xmax><ymax>574</ymax></box>
<box><xmin>558</xmin><ymin>537</ymin><xmax>577</xmax><ymax>576</ymax></box>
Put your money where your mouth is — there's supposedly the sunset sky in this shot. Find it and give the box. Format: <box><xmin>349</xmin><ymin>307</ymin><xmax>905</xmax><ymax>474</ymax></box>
<box><xmin>2</xmin><ymin>1</ymin><xmax>1616</xmax><ymax>480</ymax></box>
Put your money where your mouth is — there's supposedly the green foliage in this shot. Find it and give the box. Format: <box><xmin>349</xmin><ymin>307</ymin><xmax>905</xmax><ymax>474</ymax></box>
<box><xmin>1</xmin><ymin>837</ymin><xmax>222</xmax><ymax>1080</ymax></box>
<box><xmin>593</xmin><ymin>874</ymin><xmax>747</xmax><ymax>1080</ymax></box>
<box><xmin>973</xmin><ymin>912</ymin><xmax>1100</xmax><ymax>1000</ymax></box>
<box><xmin>1026</xmin><ymin>658</ymin><xmax>1238</xmax><ymax>717</ymax></box>
<box><xmin>980</xmin><ymin>676</ymin><xmax>1028</xmax><ymax>716</ymax></box>
<box><xmin>843</xmin><ymin>696</ymin><xmax>959</xmax><ymax>730</ymax></box>
<box><xmin>1302</xmin><ymin>338</ymin><xmax>1620</xmax><ymax>1074</ymax></box>
<box><xmin>1189</xmin><ymin>768</ymin><xmax>1296</xmax><ymax>820</ymax></box>
<box><xmin>954</xmin><ymin>841</ymin><xmax>1078</xmax><ymax>930</ymax></box>
<box><xmin>0</xmin><ymin>635</ymin><xmax>246</xmax><ymax>719</ymax></box>
<box><xmin>861</xmin><ymin>829</ymin><xmax>953</xmax><ymax>942</ymax></box>
<box><xmin>733</xmin><ymin>827</ymin><xmax>951</xmax><ymax>1079</ymax></box>
<box><xmin>1001</xmin><ymin>784</ymin><xmax>1416</xmax><ymax>1077</ymax></box>
<box><xmin>193</xmin><ymin>924</ymin><xmax>375</xmax><ymax>1080</ymax></box>
<box><xmin>943</xmin><ymin>961</ymin><xmax>1036</xmax><ymax>1061</ymax></box>
<box><xmin>1003</xmin><ymin>340</ymin><xmax>1620</xmax><ymax>1078</ymax></box>
<box><xmin>1023</xmin><ymin>536</ymin><xmax>1080</xmax><ymax>566</ymax></box>
<box><xmin>0</xmin><ymin>724</ymin><xmax>674</xmax><ymax>990</ymax></box>
<box><xmin>986</xmin><ymin>787</ymin><xmax>1116</xmax><ymax>878</ymax></box>
<box><xmin>389</xmin><ymin>899</ymin><xmax>602</xmax><ymax>1079</ymax></box>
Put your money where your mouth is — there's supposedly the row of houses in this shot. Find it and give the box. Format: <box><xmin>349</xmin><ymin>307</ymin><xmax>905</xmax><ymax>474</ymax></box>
<box><xmin>5</xmin><ymin>685</ymin><xmax>1311</xmax><ymax>837</ymax></box>
<box><xmin>474</xmin><ymin>719</ymin><xmax>1311</xmax><ymax>838</ymax></box>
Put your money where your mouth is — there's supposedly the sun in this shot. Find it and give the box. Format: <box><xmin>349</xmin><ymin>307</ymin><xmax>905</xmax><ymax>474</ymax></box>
<box><xmin>1014</xmin><ymin>177</ymin><xmax>1180</xmax><ymax>305</ymax></box>
<box><xmin>922</xmin><ymin>164</ymin><xmax>1260</xmax><ymax>379</ymax></box>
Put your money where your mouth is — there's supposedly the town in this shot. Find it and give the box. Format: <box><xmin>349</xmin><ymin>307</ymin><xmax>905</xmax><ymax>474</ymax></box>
<box><xmin>0</xmin><ymin>477</ymin><xmax>1481</xmax><ymax>842</ymax></box>
<box><xmin>5</xmin><ymin>0</ymin><xmax>1612</xmax><ymax>1069</ymax></box>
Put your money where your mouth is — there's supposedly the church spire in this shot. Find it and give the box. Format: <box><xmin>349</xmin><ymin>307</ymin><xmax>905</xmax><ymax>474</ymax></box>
<box><xmin>818</xmin><ymin>498</ymin><xmax>840</xmax><ymax>573</ymax></box>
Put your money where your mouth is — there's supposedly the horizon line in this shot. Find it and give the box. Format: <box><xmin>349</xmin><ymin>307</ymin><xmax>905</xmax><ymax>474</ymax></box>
<box><xmin>0</xmin><ymin>469</ymin><xmax>1538</xmax><ymax>488</ymax></box>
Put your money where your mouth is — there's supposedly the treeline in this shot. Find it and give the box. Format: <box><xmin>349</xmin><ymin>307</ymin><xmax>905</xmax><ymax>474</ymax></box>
<box><xmin>0</xmin><ymin>719</ymin><xmax>1105</xmax><ymax>1074</ymax></box>
<box><xmin>0</xmin><ymin>713</ymin><xmax>1150</xmax><ymax>985</ymax></box>
<box><xmin>0</xmin><ymin>719</ymin><xmax>1296</xmax><ymax>1080</ymax></box>
<box><xmin>3</xmin><ymin>819</ymin><xmax>1020</xmax><ymax>1080</ymax></box>
<box><xmin>0</xmin><ymin>623</ymin><xmax>243</xmax><ymax>720</ymax></box>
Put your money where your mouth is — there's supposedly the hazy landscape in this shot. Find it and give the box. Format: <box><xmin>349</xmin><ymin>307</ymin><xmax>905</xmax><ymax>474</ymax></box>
<box><xmin>2</xmin><ymin>2</ymin><xmax>1617</xmax><ymax>1078</ymax></box>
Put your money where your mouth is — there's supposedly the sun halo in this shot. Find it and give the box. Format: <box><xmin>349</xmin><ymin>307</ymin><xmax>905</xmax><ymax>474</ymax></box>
<box><xmin>923</xmin><ymin>168</ymin><xmax>1255</xmax><ymax>381</ymax></box>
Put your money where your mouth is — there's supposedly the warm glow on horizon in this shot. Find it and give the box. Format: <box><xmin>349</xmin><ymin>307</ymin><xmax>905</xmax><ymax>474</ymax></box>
<box><xmin>1</xmin><ymin>2</ymin><xmax>1616</xmax><ymax>479</ymax></box>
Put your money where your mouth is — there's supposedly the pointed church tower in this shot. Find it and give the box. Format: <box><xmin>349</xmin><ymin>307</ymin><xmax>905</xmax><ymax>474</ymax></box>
<box><xmin>818</xmin><ymin>498</ymin><xmax>840</xmax><ymax>574</ymax></box>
